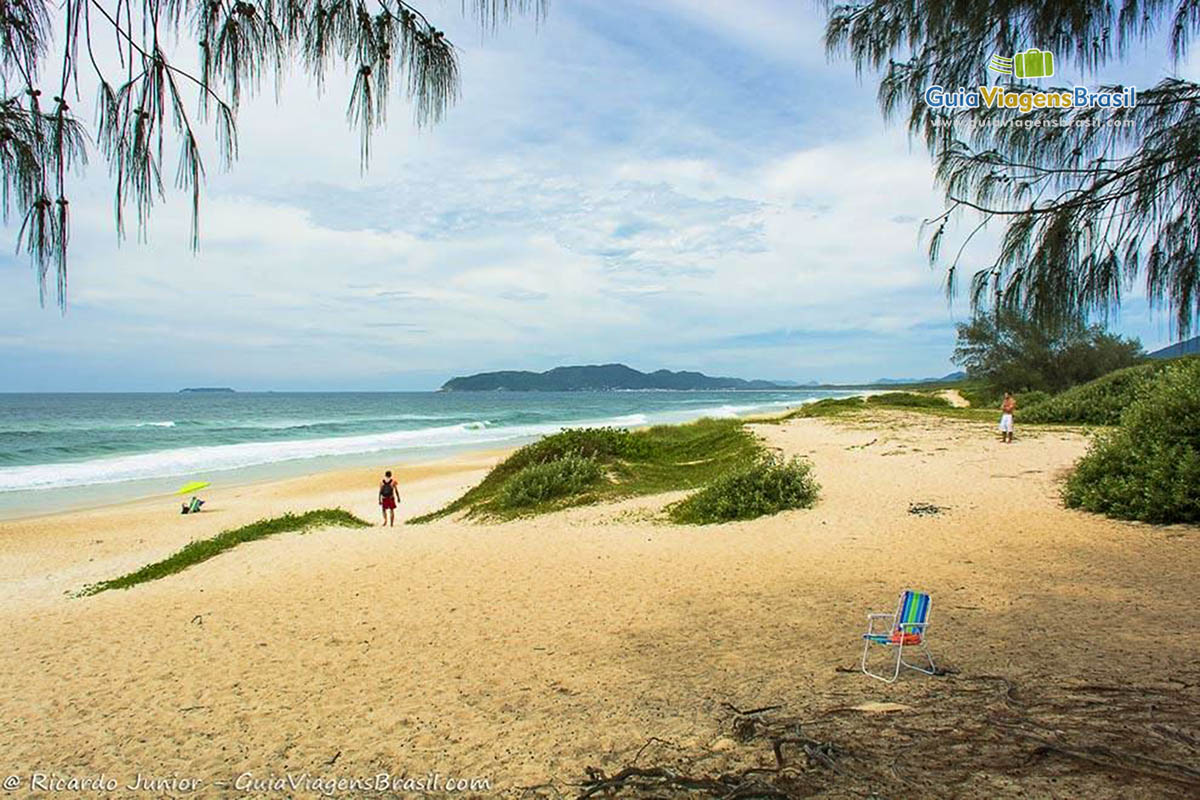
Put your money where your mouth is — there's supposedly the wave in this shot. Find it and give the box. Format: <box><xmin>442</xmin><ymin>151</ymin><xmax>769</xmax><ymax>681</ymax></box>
<box><xmin>0</xmin><ymin>414</ymin><xmax>473</xmax><ymax>436</ymax></box>
<box><xmin>653</xmin><ymin>400</ymin><xmax>798</xmax><ymax>421</ymax></box>
<box><xmin>244</xmin><ymin>413</ymin><xmax>463</xmax><ymax>430</ymax></box>
<box><xmin>0</xmin><ymin>419</ymin><xmax>183</xmax><ymax>434</ymax></box>
<box><xmin>0</xmin><ymin>421</ymin><xmax>564</xmax><ymax>492</ymax></box>
<box><xmin>0</xmin><ymin>399</ymin><xmax>825</xmax><ymax>493</ymax></box>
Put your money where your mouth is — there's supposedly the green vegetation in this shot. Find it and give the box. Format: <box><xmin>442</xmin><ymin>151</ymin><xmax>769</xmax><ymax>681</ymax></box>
<box><xmin>775</xmin><ymin>391</ymin><xmax>961</xmax><ymax>421</ymax></box>
<box><xmin>1021</xmin><ymin>360</ymin><xmax>1179</xmax><ymax>425</ymax></box>
<box><xmin>1064</xmin><ymin>361</ymin><xmax>1200</xmax><ymax>523</ymax></box>
<box><xmin>80</xmin><ymin>509</ymin><xmax>370</xmax><ymax>595</ymax></box>
<box><xmin>668</xmin><ymin>456</ymin><xmax>819</xmax><ymax>525</ymax></box>
<box><xmin>955</xmin><ymin>382</ymin><xmax>996</xmax><ymax>409</ymax></box>
<box><xmin>866</xmin><ymin>392</ymin><xmax>950</xmax><ymax>408</ymax></box>
<box><xmin>410</xmin><ymin>419</ymin><xmax>764</xmax><ymax>522</ymax></box>
<box><xmin>779</xmin><ymin>392</ymin><xmax>949</xmax><ymax>420</ymax></box>
<box><xmin>1016</xmin><ymin>390</ymin><xmax>1052</xmax><ymax>409</ymax></box>
<box><xmin>10</xmin><ymin>0</ymin><xmax>543</xmax><ymax>309</ymax></box>
<box><xmin>442</xmin><ymin>364</ymin><xmax>782</xmax><ymax>391</ymax></box>
<box><xmin>953</xmin><ymin>311</ymin><xmax>1143</xmax><ymax>401</ymax></box>
<box><xmin>783</xmin><ymin>396</ymin><xmax>867</xmax><ymax>419</ymax></box>
<box><xmin>498</xmin><ymin>455</ymin><xmax>605</xmax><ymax>509</ymax></box>
<box><xmin>826</xmin><ymin>2</ymin><xmax>1200</xmax><ymax>333</ymax></box>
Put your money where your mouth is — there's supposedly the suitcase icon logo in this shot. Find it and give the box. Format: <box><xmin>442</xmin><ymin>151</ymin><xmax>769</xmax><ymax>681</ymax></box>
<box><xmin>988</xmin><ymin>49</ymin><xmax>1054</xmax><ymax>79</ymax></box>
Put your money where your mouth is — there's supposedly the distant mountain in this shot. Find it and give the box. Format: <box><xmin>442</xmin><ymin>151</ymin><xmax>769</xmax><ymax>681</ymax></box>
<box><xmin>179</xmin><ymin>387</ymin><xmax>235</xmax><ymax>393</ymax></box>
<box><xmin>872</xmin><ymin>371</ymin><xmax>966</xmax><ymax>385</ymax></box>
<box><xmin>1148</xmin><ymin>336</ymin><xmax>1200</xmax><ymax>360</ymax></box>
<box><xmin>441</xmin><ymin>364</ymin><xmax>783</xmax><ymax>392</ymax></box>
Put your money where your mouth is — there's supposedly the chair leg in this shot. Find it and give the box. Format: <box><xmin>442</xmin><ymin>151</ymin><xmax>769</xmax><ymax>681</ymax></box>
<box><xmin>861</xmin><ymin>640</ymin><xmax>901</xmax><ymax>683</ymax></box>
<box><xmin>863</xmin><ymin>640</ymin><xmax>937</xmax><ymax>682</ymax></box>
<box><xmin>901</xmin><ymin>642</ymin><xmax>937</xmax><ymax>676</ymax></box>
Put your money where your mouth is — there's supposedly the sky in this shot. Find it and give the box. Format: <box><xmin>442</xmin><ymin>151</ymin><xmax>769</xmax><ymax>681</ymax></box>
<box><xmin>2</xmin><ymin>0</ymin><xmax>1197</xmax><ymax>391</ymax></box>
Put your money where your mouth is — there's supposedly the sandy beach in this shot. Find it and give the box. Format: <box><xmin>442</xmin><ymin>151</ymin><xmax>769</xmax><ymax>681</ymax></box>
<box><xmin>2</xmin><ymin>409</ymin><xmax>1198</xmax><ymax>797</ymax></box>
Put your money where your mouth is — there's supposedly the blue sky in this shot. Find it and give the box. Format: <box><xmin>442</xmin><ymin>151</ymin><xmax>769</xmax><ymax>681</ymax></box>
<box><xmin>2</xmin><ymin>0</ymin><xmax>1196</xmax><ymax>391</ymax></box>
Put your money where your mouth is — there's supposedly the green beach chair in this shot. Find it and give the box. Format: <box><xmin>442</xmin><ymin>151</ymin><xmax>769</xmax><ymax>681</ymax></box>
<box><xmin>861</xmin><ymin>589</ymin><xmax>936</xmax><ymax>682</ymax></box>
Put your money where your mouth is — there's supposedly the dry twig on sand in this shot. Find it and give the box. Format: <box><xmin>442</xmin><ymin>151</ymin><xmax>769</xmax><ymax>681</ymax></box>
<box><xmin>564</xmin><ymin>672</ymin><xmax>1200</xmax><ymax>799</ymax></box>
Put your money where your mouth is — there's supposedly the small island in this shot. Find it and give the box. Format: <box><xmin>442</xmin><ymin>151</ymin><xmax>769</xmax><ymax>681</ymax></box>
<box><xmin>441</xmin><ymin>364</ymin><xmax>783</xmax><ymax>392</ymax></box>
<box><xmin>178</xmin><ymin>387</ymin><xmax>236</xmax><ymax>393</ymax></box>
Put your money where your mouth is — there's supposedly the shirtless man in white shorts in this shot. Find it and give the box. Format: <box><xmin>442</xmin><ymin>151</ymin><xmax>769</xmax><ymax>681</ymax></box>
<box><xmin>999</xmin><ymin>392</ymin><xmax>1016</xmax><ymax>443</ymax></box>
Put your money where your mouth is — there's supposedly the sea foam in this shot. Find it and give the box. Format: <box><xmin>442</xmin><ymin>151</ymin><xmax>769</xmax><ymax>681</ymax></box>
<box><xmin>0</xmin><ymin>421</ymin><xmax>559</xmax><ymax>492</ymax></box>
<box><xmin>0</xmin><ymin>399</ymin><xmax>806</xmax><ymax>492</ymax></box>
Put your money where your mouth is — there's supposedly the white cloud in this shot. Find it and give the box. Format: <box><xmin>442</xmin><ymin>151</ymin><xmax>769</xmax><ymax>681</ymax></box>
<box><xmin>650</xmin><ymin>0</ymin><xmax>830</xmax><ymax>67</ymax></box>
<box><xmin>1</xmin><ymin>0</ymin><xmax>1174</xmax><ymax>390</ymax></box>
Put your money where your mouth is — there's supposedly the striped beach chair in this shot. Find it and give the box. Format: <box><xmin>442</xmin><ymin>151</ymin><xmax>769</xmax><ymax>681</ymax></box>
<box><xmin>861</xmin><ymin>589</ymin><xmax>936</xmax><ymax>682</ymax></box>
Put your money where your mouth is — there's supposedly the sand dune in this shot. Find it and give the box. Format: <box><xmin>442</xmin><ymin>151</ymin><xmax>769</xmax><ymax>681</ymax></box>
<box><xmin>1</xmin><ymin>412</ymin><xmax>1197</xmax><ymax>797</ymax></box>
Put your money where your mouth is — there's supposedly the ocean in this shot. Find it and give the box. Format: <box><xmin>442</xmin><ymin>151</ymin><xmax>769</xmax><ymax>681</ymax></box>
<box><xmin>0</xmin><ymin>390</ymin><xmax>850</xmax><ymax>517</ymax></box>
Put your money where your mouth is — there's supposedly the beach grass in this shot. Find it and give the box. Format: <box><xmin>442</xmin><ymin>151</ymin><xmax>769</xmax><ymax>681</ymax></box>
<box><xmin>780</xmin><ymin>396</ymin><xmax>867</xmax><ymax>419</ymax></box>
<box><xmin>80</xmin><ymin>509</ymin><xmax>371</xmax><ymax>595</ymax></box>
<box><xmin>905</xmin><ymin>405</ymin><xmax>1006</xmax><ymax>422</ymax></box>
<box><xmin>775</xmin><ymin>392</ymin><xmax>955</xmax><ymax>422</ymax></box>
<box><xmin>410</xmin><ymin>418</ymin><xmax>763</xmax><ymax>522</ymax></box>
<box><xmin>668</xmin><ymin>455</ymin><xmax>819</xmax><ymax>524</ymax></box>
<box><xmin>866</xmin><ymin>391</ymin><xmax>950</xmax><ymax>408</ymax></box>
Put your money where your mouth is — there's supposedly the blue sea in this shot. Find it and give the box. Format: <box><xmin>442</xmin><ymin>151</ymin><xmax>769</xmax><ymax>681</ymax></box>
<box><xmin>0</xmin><ymin>390</ymin><xmax>850</xmax><ymax>517</ymax></box>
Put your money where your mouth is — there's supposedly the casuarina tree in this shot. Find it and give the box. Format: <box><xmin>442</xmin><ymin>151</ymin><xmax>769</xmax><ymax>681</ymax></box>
<box><xmin>1</xmin><ymin>0</ymin><xmax>544</xmax><ymax>307</ymax></box>
<box><xmin>825</xmin><ymin>1</ymin><xmax>1200</xmax><ymax>333</ymax></box>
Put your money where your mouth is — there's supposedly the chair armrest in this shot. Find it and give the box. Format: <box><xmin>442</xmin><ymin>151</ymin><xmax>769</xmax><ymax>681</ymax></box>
<box><xmin>896</xmin><ymin>621</ymin><xmax>929</xmax><ymax>633</ymax></box>
<box><xmin>864</xmin><ymin>613</ymin><xmax>895</xmax><ymax>635</ymax></box>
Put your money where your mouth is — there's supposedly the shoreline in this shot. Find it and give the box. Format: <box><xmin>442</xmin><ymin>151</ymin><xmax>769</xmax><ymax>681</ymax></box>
<box><xmin>0</xmin><ymin>396</ymin><xmax>850</xmax><ymax>521</ymax></box>
<box><xmin>0</xmin><ymin>442</ymin><xmax>526</xmax><ymax>524</ymax></box>
<box><xmin>0</xmin><ymin>445</ymin><xmax>520</xmax><ymax>525</ymax></box>
<box><xmin>0</xmin><ymin>394</ymin><xmax>842</xmax><ymax>519</ymax></box>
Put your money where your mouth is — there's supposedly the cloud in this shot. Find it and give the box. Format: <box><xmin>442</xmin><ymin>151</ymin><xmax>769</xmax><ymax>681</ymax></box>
<box><xmin>0</xmin><ymin>0</ymin><xmax>1177</xmax><ymax>390</ymax></box>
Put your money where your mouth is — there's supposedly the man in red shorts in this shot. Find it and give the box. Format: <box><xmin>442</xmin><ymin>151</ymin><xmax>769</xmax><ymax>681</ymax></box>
<box><xmin>378</xmin><ymin>470</ymin><xmax>399</xmax><ymax>527</ymax></box>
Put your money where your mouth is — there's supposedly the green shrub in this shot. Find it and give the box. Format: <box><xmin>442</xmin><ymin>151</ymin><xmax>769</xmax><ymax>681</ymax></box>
<box><xmin>957</xmin><ymin>382</ymin><xmax>999</xmax><ymax>408</ymax></box>
<box><xmin>497</xmin><ymin>455</ymin><xmax>605</xmax><ymax>509</ymax></box>
<box><xmin>669</xmin><ymin>456</ymin><xmax>819</xmax><ymax>524</ymax></box>
<box><xmin>866</xmin><ymin>392</ymin><xmax>951</xmax><ymax>408</ymax></box>
<box><xmin>1063</xmin><ymin>360</ymin><xmax>1200</xmax><ymax>523</ymax></box>
<box><xmin>503</xmin><ymin>427</ymin><xmax>646</xmax><ymax>471</ymax></box>
<box><xmin>411</xmin><ymin>418</ymin><xmax>760</xmax><ymax>522</ymax></box>
<box><xmin>1022</xmin><ymin>360</ymin><xmax>1173</xmax><ymax>425</ymax></box>
<box><xmin>786</xmin><ymin>396</ymin><xmax>866</xmax><ymax>418</ymax></box>
<box><xmin>1017</xmin><ymin>389</ymin><xmax>1052</xmax><ymax>408</ymax></box>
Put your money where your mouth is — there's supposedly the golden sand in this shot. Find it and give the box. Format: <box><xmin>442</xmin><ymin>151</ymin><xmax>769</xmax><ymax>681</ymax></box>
<box><xmin>1</xmin><ymin>412</ymin><xmax>1197</xmax><ymax>796</ymax></box>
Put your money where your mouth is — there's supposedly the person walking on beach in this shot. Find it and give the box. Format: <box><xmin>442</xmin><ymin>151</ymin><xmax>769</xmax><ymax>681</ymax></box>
<box><xmin>379</xmin><ymin>470</ymin><xmax>399</xmax><ymax>526</ymax></box>
<box><xmin>999</xmin><ymin>392</ymin><xmax>1016</xmax><ymax>443</ymax></box>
